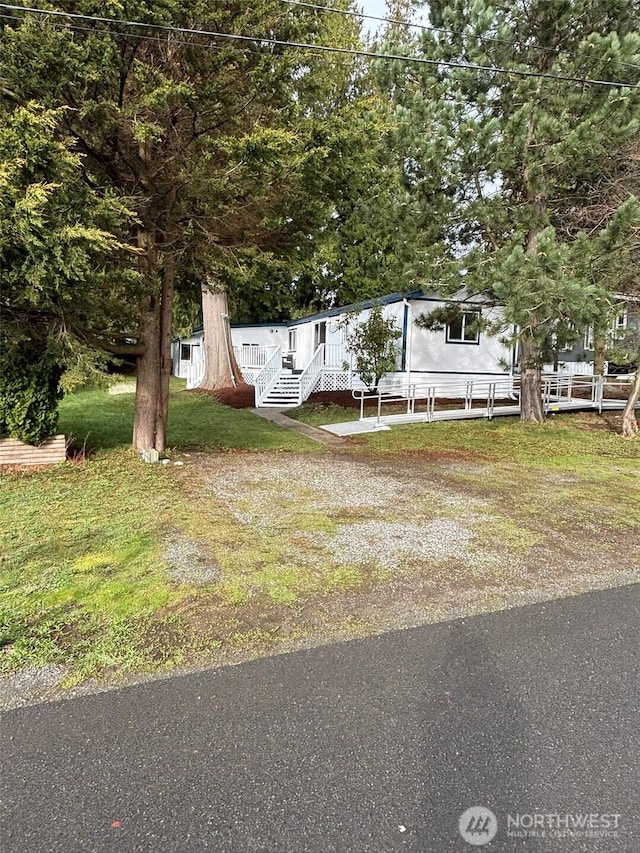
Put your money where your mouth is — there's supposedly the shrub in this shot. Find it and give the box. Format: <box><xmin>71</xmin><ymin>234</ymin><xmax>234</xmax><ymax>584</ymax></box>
<box><xmin>339</xmin><ymin>305</ymin><xmax>402</xmax><ymax>391</ymax></box>
<box><xmin>0</xmin><ymin>344</ymin><xmax>63</xmax><ymax>445</ymax></box>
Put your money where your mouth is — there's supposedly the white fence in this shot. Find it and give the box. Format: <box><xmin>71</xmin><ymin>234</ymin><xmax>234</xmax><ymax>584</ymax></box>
<box><xmin>543</xmin><ymin>362</ymin><xmax>596</xmax><ymax>376</ymax></box>
<box><xmin>323</xmin><ymin>343</ymin><xmax>349</xmax><ymax>368</ymax></box>
<box><xmin>185</xmin><ymin>358</ymin><xmax>205</xmax><ymax>389</ymax></box>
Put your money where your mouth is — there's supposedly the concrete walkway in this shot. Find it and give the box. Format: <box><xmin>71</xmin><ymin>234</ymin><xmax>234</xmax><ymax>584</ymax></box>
<box><xmin>250</xmin><ymin>408</ymin><xmax>345</xmax><ymax>447</ymax></box>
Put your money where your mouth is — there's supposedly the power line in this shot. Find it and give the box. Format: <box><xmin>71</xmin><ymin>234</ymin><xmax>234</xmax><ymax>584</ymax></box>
<box><xmin>0</xmin><ymin>11</ymin><xmax>359</xmax><ymax>72</ymax></box>
<box><xmin>278</xmin><ymin>0</ymin><xmax>640</xmax><ymax>73</ymax></box>
<box><xmin>1</xmin><ymin>3</ymin><xmax>638</xmax><ymax>89</ymax></box>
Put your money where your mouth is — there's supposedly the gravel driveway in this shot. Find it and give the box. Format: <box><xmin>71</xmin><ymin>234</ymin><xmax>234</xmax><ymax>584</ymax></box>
<box><xmin>194</xmin><ymin>451</ymin><xmax>639</xmax><ymax>633</ymax></box>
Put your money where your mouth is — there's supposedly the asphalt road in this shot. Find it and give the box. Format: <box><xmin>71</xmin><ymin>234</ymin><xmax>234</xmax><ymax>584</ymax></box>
<box><xmin>1</xmin><ymin>586</ymin><xmax>638</xmax><ymax>852</ymax></box>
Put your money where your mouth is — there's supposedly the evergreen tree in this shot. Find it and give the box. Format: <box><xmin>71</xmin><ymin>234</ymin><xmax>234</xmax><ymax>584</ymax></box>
<box><xmin>0</xmin><ymin>104</ymin><xmax>135</xmax><ymax>441</ymax></box>
<box><xmin>386</xmin><ymin>0</ymin><xmax>640</xmax><ymax>420</ymax></box>
<box><xmin>1</xmin><ymin>0</ymin><xmax>362</xmax><ymax>447</ymax></box>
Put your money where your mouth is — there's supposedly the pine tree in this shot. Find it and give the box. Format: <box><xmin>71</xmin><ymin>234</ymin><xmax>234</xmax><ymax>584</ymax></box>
<box><xmin>386</xmin><ymin>0</ymin><xmax>640</xmax><ymax>421</ymax></box>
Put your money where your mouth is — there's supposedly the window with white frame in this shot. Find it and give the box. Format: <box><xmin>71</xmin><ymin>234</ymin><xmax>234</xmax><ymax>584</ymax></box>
<box><xmin>445</xmin><ymin>311</ymin><xmax>481</xmax><ymax>344</ymax></box>
<box><xmin>288</xmin><ymin>328</ymin><xmax>297</xmax><ymax>352</ymax></box>
<box><xmin>583</xmin><ymin>327</ymin><xmax>595</xmax><ymax>351</ymax></box>
<box><xmin>613</xmin><ymin>309</ymin><xmax>628</xmax><ymax>336</ymax></box>
<box><xmin>551</xmin><ymin>328</ymin><xmax>576</xmax><ymax>352</ymax></box>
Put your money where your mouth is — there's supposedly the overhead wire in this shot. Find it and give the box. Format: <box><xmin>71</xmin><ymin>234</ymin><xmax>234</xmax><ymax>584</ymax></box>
<box><xmin>278</xmin><ymin>0</ymin><xmax>640</xmax><ymax>73</ymax></box>
<box><xmin>0</xmin><ymin>3</ymin><xmax>638</xmax><ymax>89</ymax></box>
<box><xmin>0</xmin><ymin>11</ymin><xmax>359</xmax><ymax>74</ymax></box>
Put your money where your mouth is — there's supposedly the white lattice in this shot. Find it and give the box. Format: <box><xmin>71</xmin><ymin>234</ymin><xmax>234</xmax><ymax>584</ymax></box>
<box><xmin>240</xmin><ymin>368</ymin><xmax>260</xmax><ymax>384</ymax></box>
<box><xmin>319</xmin><ymin>371</ymin><xmax>353</xmax><ymax>392</ymax></box>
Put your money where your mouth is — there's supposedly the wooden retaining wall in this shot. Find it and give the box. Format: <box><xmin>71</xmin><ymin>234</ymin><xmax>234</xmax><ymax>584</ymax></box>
<box><xmin>0</xmin><ymin>435</ymin><xmax>67</xmax><ymax>467</ymax></box>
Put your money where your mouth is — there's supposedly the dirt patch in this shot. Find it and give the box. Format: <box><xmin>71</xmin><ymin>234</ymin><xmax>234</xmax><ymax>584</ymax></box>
<box><xmin>6</xmin><ymin>444</ymin><xmax>637</xmax><ymax>708</ymax></box>
<box><xmin>190</xmin><ymin>383</ymin><xmax>256</xmax><ymax>408</ymax></box>
<box><xmin>570</xmin><ymin>410</ymin><xmax>626</xmax><ymax>433</ymax></box>
<box><xmin>303</xmin><ymin>391</ymin><xmax>490</xmax><ymax>412</ymax></box>
<box><xmin>191</xmin><ymin>451</ymin><xmax>639</xmax><ymax>607</ymax></box>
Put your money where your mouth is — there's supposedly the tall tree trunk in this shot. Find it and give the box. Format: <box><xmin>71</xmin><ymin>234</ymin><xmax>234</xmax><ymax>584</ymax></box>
<box><xmin>199</xmin><ymin>284</ymin><xmax>244</xmax><ymax>390</ymax></box>
<box><xmin>593</xmin><ymin>324</ymin><xmax>607</xmax><ymax>376</ymax></box>
<box><xmin>519</xmin><ymin>334</ymin><xmax>545</xmax><ymax>423</ymax></box>
<box><xmin>520</xmin><ymin>106</ymin><xmax>546</xmax><ymax>425</ymax></box>
<box><xmin>133</xmin><ymin>294</ymin><xmax>162</xmax><ymax>451</ymax></box>
<box><xmin>621</xmin><ymin>363</ymin><xmax>640</xmax><ymax>438</ymax></box>
<box><xmin>155</xmin><ymin>253</ymin><xmax>175</xmax><ymax>452</ymax></box>
<box><xmin>132</xmin><ymin>225</ymin><xmax>175</xmax><ymax>453</ymax></box>
<box><xmin>133</xmin><ymin>224</ymin><xmax>161</xmax><ymax>452</ymax></box>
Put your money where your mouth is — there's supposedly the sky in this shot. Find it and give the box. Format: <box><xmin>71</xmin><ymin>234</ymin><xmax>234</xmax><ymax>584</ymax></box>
<box><xmin>360</xmin><ymin>0</ymin><xmax>388</xmax><ymax>20</ymax></box>
<box><xmin>359</xmin><ymin>0</ymin><xmax>392</xmax><ymax>36</ymax></box>
<box><xmin>357</xmin><ymin>0</ymin><xmax>427</xmax><ymax>39</ymax></box>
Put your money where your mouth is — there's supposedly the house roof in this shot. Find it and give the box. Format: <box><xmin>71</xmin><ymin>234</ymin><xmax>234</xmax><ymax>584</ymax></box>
<box><xmin>231</xmin><ymin>322</ymin><xmax>288</xmax><ymax>329</ymax></box>
<box><xmin>285</xmin><ymin>290</ymin><xmax>425</xmax><ymax>327</ymax></box>
<box><xmin>173</xmin><ymin>287</ymin><xmax>501</xmax><ymax>340</ymax></box>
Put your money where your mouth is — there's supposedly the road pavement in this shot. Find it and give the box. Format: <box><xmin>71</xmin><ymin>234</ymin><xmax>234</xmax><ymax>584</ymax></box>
<box><xmin>1</xmin><ymin>585</ymin><xmax>638</xmax><ymax>852</ymax></box>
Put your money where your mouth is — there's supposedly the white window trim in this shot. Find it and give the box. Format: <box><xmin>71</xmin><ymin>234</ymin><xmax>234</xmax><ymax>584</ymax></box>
<box><xmin>445</xmin><ymin>311</ymin><xmax>481</xmax><ymax>345</ymax></box>
<box><xmin>614</xmin><ymin>310</ymin><xmax>628</xmax><ymax>331</ymax></box>
<box><xmin>583</xmin><ymin>327</ymin><xmax>595</xmax><ymax>351</ymax></box>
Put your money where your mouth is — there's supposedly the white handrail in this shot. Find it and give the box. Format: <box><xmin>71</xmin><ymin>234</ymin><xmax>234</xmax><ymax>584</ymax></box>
<box><xmin>349</xmin><ymin>374</ymin><xmax>618</xmax><ymax>423</ymax></box>
<box><xmin>233</xmin><ymin>344</ymin><xmax>278</xmax><ymax>369</ymax></box>
<box><xmin>254</xmin><ymin>346</ymin><xmax>282</xmax><ymax>406</ymax></box>
<box><xmin>185</xmin><ymin>357</ymin><xmax>205</xmax><ymax>389</ymax></box>
<box><xmin>298</xmin><ymin>344</ymin><xmax>324</xmax><ymax>404</ymax></box>
<box><xmin>323</xmin><ymin>343</ymin><xmax>348</xmax><ymax>368</ymax></box>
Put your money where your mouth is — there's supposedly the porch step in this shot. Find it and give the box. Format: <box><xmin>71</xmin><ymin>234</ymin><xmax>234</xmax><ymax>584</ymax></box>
<box><xmin>261</xmin><ymin>395</ymin><xmax>300</xmax><ymax>406</ymax></box>
<box><xmin>259</xmin><ymin>376</ymin><xmax>302</xmax><ymax>407</ymax></box>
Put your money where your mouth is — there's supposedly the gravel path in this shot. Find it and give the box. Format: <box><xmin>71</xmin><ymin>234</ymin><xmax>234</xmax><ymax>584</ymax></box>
<box><xmin>199</xmin><ymin>453</ymin><xmax>638</xmax><ymax>585</ymax></box>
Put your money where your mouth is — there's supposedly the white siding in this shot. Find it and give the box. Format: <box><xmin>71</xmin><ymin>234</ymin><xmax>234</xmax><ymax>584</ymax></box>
<box><xmin>172</xmin><ymin>334</ymin><xmax>203</xmax><ymax>379</ymax></box>
<box><xmin>231</xmin><ymin>325</ymin><xmax>288</xmax><ymax>350</ymax></box>
<box><xmin>290</xmin><ymin>301</ymin><xmax>406</xmax><ymax>373</ymax></box>
<box><xmin>172</xmin><ymin>326</ymin><xmax>287</xmax><ymax>378</ymax></box>
<box><xmin>172</xmin><ymin>294</ymin><xmax>516</xmax><ymax>386</ymax></box>
<box><xmin>407</xmin><ymin>301</ymin><xmax>514</xmax><ymax>376</ymax></box>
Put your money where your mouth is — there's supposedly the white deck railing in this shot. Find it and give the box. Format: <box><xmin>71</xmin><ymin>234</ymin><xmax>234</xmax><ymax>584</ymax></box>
<box><xmin>254</xmin><ymin>346</ymin><xmax>282</xmax><ymax>406</ymax></box>
<box><xmin>543</xmin><ymin>362</ymin><xmax>597</xmax><ymax>376</ymax></box>
<box><xmin>323</xmin><ymin>343</ymin><xmax>349</xmax><ymax>368</ymax></box>
<box><xmin>298</xmin><ymin>345</ymin><xmax>325</xmax><ymax>404</ymax></box>
<box><xmin>233</xmin><ymin>345</ymin><xmax>278</xmax><ymax>369</ymax></box>
<box><xmin>185</xmin><ymin>358</ymin><xmax>205</xmax><ymax>389</ymax></box>
<box><xmin>350</xmin><ymin>374</ymin><xmax>628</xmax><ymax>425</ymax></box>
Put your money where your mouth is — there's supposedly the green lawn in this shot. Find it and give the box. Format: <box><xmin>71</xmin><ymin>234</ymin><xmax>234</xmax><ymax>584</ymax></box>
<box><xmin>1</xmin><ymin>384</ymin><xmax>317</xmax><ymax>687</ymax></box>
<box><xmin>61</xmin><ymin>380</ymin><xmax>316</xmax><ymax>454</ymax></box>
<box><xmin>288</xmin><ymin>402</ymin><xmax>361</xmax><ymax>426</ymax></box>
<box><xmin>1</xmin><ymin>387</ymin><xmax>638</xmax><ymax>696</ymax></box>
<box><xmin>290</xmin><ymin>403</ymin><xmax>640</xmax><ymax>470</ymax></box>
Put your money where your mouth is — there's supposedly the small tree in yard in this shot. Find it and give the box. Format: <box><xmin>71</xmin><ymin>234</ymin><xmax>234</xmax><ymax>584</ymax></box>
<box><xmin>340</xmin><ymin>306</ymin><xmax>402</xmax><ymax>392</ymax></box>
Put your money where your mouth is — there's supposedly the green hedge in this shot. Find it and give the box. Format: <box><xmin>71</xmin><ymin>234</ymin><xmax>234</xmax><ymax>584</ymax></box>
<box><xmin>0</xmin><ymin>345</ymin><xmax>63</xmax><ymax>446</ymax></box>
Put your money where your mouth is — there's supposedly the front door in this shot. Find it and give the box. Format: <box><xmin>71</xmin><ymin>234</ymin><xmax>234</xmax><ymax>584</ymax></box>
<box><xmin>179</xmin><ymin>342</ymin><xmax>200</xmax><ymax>377</ymax></box>
<box><xmin>314</xmin><ymin>321</ymin><xmax>327</xmax><ymax>350</ymax></box>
